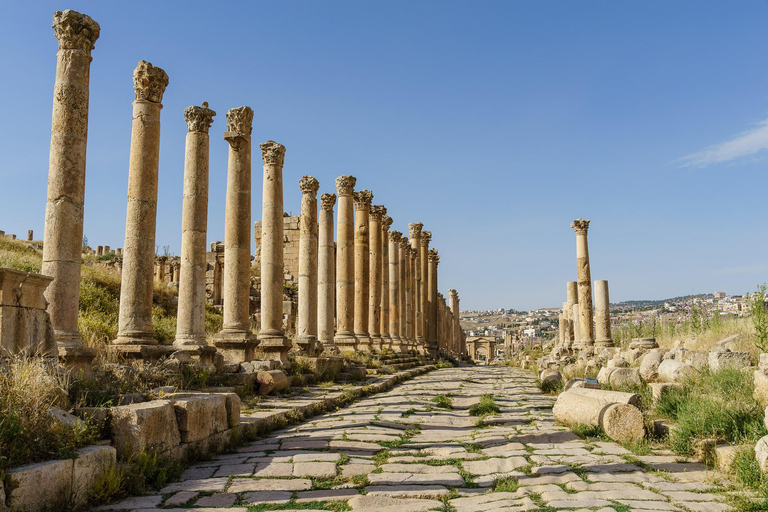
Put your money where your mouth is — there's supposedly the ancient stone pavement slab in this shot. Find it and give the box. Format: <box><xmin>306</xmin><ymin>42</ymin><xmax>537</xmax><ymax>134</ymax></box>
<box><xmin>97</xmin><ymin>366</ymin><xmax>738</xmax><ymax>511</ymax></box>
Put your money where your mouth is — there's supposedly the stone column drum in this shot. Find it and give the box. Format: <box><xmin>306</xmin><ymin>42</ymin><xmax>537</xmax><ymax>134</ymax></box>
<box><xmin>408</xmin><ymin>223</ymin><xmax>424</xmax><ymax>349</ymax></box>
<box><xmin>43</xmin><ymin>10</ymin><xmax>100</xmax><ymax>370</ymax></box>
<box><xmin>449</xmin><ymin>289</ymin><xmax>460</xmax><ymax>354</ymax></box>
<box><xmin>353</xmin><ymin>190</ymin><xmax>373</xmax><ymax>350</ymax></box>
<box><xmin>368</xmin><ymin>205</ymin><xmax>385</xmax><ymax>350</ymax></box>
<box><xmin>113</xmin><ymin>61</ymin><xmax>169</xmax><ymax>358</ymax></box>
<box><xmin>174</xmin><ymin>102</ymin><xmax>216</xmax><ymax>350</ymax></box>
<box><xmin>380</xmin><ymin>215</ymin><xmax>393</xmax><ymax>349</ymax></box>
<box><xmin>428</xmin><ymin>248</ymin><xmax>439</xmax><ymax>352</ymax></box>
<box><xmin>317</xmin><ymin>193</ymin><xmax>336</xmax><ymax>353</ymax></box>
<box><xmin>388</xmin><ymin>230</ymin><xmax>402</xmax><ymax>350</ymax></box>
<box><xmin>420</xmin><ymin>231</ymin><xmax>433</xmax><ymax>352</ymax></box>
<box><xmin>212</xmin><ymin>107</ymin><xmax>258</xmax><ymax>362</ymax></box>
<box><xmin>565</xmin><ymin>280</ymin><xmax>578</xmax><ymax>348</ymax></box>
<box><xmin>334</xmin><ymin>176</ymin><xmax>357</xmax><ymax>352</ymax></box>
<box><xmin>594</xmin><ymin>280</ymin><xmax>614</xmax><ymax>348</ymax></box>
<box><xmin>572</xmin><ymin>219</ymin><xmax>594</xmax><ymax>348</ymax></box>
<box><xmin>296</xmin><ymin>176</ymin><xmax>320</xmax><ymax>355</ymax></box>
<box><xmin>257</xmin><ymin>141</ymin><xmax>292</xmax><ymax>366</ymax></box>
<box><xmin>572</xmin><ymin>303</ymin><xmax>581</xmax><ymax>344</ymax></box>
<box><xmin>156</xmin><ymin>256</ymin><xmax>167</xmax><ymax>282</ymax></box>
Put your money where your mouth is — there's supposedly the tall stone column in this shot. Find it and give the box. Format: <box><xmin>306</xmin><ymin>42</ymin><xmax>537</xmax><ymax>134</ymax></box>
<box><xmin>449</xmin><ymin>289</ymin><xmax>460</xmax><ymax>355</ymax></box>
<box><xmin>295</xmin><ymin>176</ymin><xmax>320</xmax><ymax>355</ymax></box>
<box><xmin>212</xmin><ymin>241</ymin><xmax>225</xmax><ymax>305</ymax></box>
<box><xmin>594</xmin><ymin>280</ymin><xmax>614</xmax><ymax>348</ymax></box>
<box><xmin>156</xmin><ymin>256</ymin><xmax>167</xmax><ymax>282</ymax></box>
<box><xmin>388</xmin><ymin>230</ymin><xmax>402</xmax><ymax>350</ymax></box>
<box><xmin>174</xmin><ymin>102</ymin><xmax>216</xmax><ymax>350</ymax></box>
<box><xmin>43</xmin><ymin>10</ymin><xmax>100</xmax><ymax>371</ymax></box>
<box><xmin>353</xmin><ymin>190</ymin><xmax>373</xmax><ymax>351</ymax></box>
<box><xmin>572</xmin><ymin>219</ymin><xmax>594</xmax><ymax>349</ymax></box>
<box><xmin>572</xmin><ymin>303</ymin><xmax>581</xmax><ymax>344</ymax></box>
<box><xmin>380</xmin><ymin>215</ymin><xmax>393</xmax><ymax>350</ymax></box>
<box><xmin>428</xmin><ymin>248</ymin><xmax>439</xmax><ymax>351</ymax></box>
<box><xmin>408</xmin><ymin>223</ymin><xmax>424</xmax><ymax>350</ymax></box>
<box><xmin>420</xmin><ymin>231</ymin><xmax>433</xmax><ymax>353</ymax></box>
<box><xmin>368</xmin><ymin>205</ymin><xmax>385</xmax><ymax>350</ymax></box>
<box><xmin>334</xmin><ymin>176</ymin><xmax>357</xmax><ymax>352</ymax></box>
<box><xmin>257</xmin><ymin>141</ymin><xmax>292</xmax><ymax>366</ymax></box>
<box><xmin>565</xmin><ymin>281</ymin><xmax>578</xmax><ymax>349</ymax></box>
<box><xmin>398</xmin><ymin>237</ymin><xmax>409</xmax><ymax>348</ymax></box>
<box><xmin>408</xmin><ymin>247</ymin><xmax>417</xmax><ymax>349</ymax></box>
<box><xmin>318</xmin><ymin>193</ymin><xmax>336</xmax><ymax>352</ymax></box>
<box><xmin>212</xmin><ymin>107</ymin><xmax>258</xmax><ymax>362</ymax></box>
<box><xmin>113</xmin><ymin>61</ymin><xmax>169</xmax><ymax>359</ymax></box>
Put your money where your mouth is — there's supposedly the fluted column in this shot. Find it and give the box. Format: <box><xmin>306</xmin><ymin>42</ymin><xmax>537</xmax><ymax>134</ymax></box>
<box><xmin>334</xmin><ymin>176</ymin><xmax>357</xmax><ymax>352</ymax></box>
<box><xmin>388</xmin><ymin>231</ymin><xmax>402</xmax><ymax>350</ymax></box>
<box><xmin>408</xmin><ymin>223</ymin><xmax>424</xmax><ymax>352</ymax></box>
<box><xmin>449</xmin><ymin>289</ymin><xmax>459</xmax><ymax>354</ymax></box>
<box><xmin>572</xmin><ymin>219</ymin><xmax>594</xmax><ymax>349</ymax></box>
<box><xmin>174</xmin><ymin>102</ymin><xmax>216</xmax><ymax>350</ymax></box>
<box><xmin>257</xmin><ymin>141</ymin><xmax>291</xmax><ymax>366</ymax></box>
<box><xmin>594</xmin><ymin>280</ymin><xmax>614</xmax><ymax>348</ymax></box>
<box><xmin>398</xmin><ymin>237</ymin><xmax>409</xmax><ymax>348</ymax></box>
<box><xmin>43</xmin><ymin>10</ymin><xmax>100</xmax><ymax>367</ymax></box>
<box><xmin>318</xmin><ymin>193</ymin><xmax>337</xmax><ymax>352</ymax></box>
<box><xmin>428</xmin><ymin>248</ymin><xmax>439</xmax><ymax>350</ymax></box>
<box><xmin>212</xmin><ymin>107</ymin><xmax>258</xmax><ymax>362</ymax></box>
<box><xmin>368</xmin><ymin>205</ymin><xmax>385</xmax><ymax>350</ymax></box>
<box><xmin>353</xmin><ymin>190</ymin><xmax>373</xmax><ymax>351</ymax></box>
<box><xmin>380</xmin><ymin>215</ymin><xmax>393</xmax><ymax>350</ymax></box>
<box><xmin>420</xmin><ymin>231</ymin><xmax>433</xmax><ymax>354</ymax></box>
<box><xmin>113</xmin><ymin>61</ymin><xmax>169</xmax><ymax>358</ymax></box>
<box><xmin>296</xmin><ymin>176</ymin><xmax>320</xmax><ymax>355</ymax></box>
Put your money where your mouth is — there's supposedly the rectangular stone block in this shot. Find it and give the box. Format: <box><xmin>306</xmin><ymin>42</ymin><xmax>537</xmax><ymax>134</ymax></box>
<box><xmin>9</xmin><ymin>458</ymin><xmax>73</xmax><ymax>511</ymax></box>
<box><xmin>171</xmin><ymin>394</ymin><xmax>228</xmax><ymax>443</ymax></box>
<box><xmin>709</xmin><ymin>350</ymin><xmax>751</xmax><ymax>372</ymax></box>
<box><xmin>110</xmin><ymin>400</ymin><xmax>181</xmax><ymax>457</ymax></box>
<box><xmin>72</xmin><ymin>445</ymin><xmax>117</xmax><ymax>506</ymax></box>
<box><xmin>219</xmin><ymin>392</ymin><xmax>241</xmax><ymax>427</ymax></box>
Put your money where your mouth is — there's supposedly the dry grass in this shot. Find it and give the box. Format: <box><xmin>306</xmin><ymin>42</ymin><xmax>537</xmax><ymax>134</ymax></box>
<box><xmin>654</xmin><ymin>316</ymin><xmax>758</xmax><ymax>357</ymax></box>
<box><xmin>0</xmin><ymin>238</ymin><xmax>42</xmax><ymax>273</ymax></box>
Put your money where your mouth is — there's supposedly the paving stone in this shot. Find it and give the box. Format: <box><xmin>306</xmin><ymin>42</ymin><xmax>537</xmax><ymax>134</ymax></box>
<box><xmin>163</xmin><ymin>491</ymin><xmax>198</xmax><ymax>506</ymax></box>
<box><xmin>194</xmin><ymin>492</ymin><xmax>238</xmax><ymax>507</ymax></box>
<box><xmin>213</xmin><ymin>463</ymin><xmax>254</xmax><ymax>477</ymax></box>
<box><xmin>240</xmin><ymin>490</ymin><xmax>292</xmax><ymax>504</ymax></box>
<box><xmin>161</xmin><ymin>477</ymin><xmax>229</xmax><ymax>493</ymax></box>
<box><xmin>347</xmin><ymin>494</ymin><xmax>444</xmax><ymax>511</ymax></box>
<box><xmin>228</xmin><ymin>478</ymin><xmax>312</xmax><ymax>492</ymax></box>
<box><xmin>293</xmin><ymin>462</ymin><xmax>337</xmax><ymax>478</ymax></box>
<box><xmin>365</xmin><ymin>484</ymin><xmax>451</xmax><ymax>498</ymax></box>
<box><xmin>253</xmin><ymin>462</ymin><xmax>294</xmax><ymax>477</ymax></box>
<box><xmin>295</xmin><ymin>488</ymin><xmax>360</xmax><ymax>502</ymax></box>
<box><xmin>463</xmin><ymin>457</ymin><xmax>528</xmax><ymax>475</ymax></box>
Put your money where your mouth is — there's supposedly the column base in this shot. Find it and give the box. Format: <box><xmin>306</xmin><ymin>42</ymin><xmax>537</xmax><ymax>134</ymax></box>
<box><xmin>171</xmin><ymin>344</ymin><xmax>218</xmax><ymax>367</ymax></box>
<box><xmin>318</xmin><ymin>340</ymin><xmax>340</xmax><ymax>356</ymax></box>
<box><xmin>369</xmin><ymin>335</ymin><xmax>383</xmax><ymax>352</ymax></box>
<box><xmin>172</xmin><ymin>334</ymin><xmax>208</xmax><ymax>350</ymax></box>
<box><xmin>594</xmin><ymin>339</ymin><xmax>615</xmax><ymax>349</ymax></box>
<box><xmin>113</xmin><ymin>329</ymin><xmax>159</xmax><ymax>346</ymax></box>
<box><xmin>426</xmin><ymin>341</ymin><xmax>439</xmax><ymax>357</ymax></box>
<box><xmin>257</xmin><ymin>333</ymin><xmax>292</xmax><ymax>368</ymax></box>
<box><xmin>294</xmin><ymin>335</ymin><xmax>320</xmax><ymax>356</ymax></box>
<box><xmin>355</xmin><ymin>333</ymin><xmax>372</xmax><ymax>352</ymax></box>
<box><xmin>58</xmin><ymin>345</ymin><xmax>97</xmax><ymax>377</ymax></box>
<box><xmin>379</xmin><ymin>335</ymin><xmax>393</xmax><ymax>352</ymax></box>
<box><xmin>389</xmin><ymin>335</ymin><xmax>403</xmax><ymax>352</ymax></box>
<box><xmin>109</xmin><ymin>344</ymin><xmax>175</xmax><ymax>362</ymax></box>
<box><xmin>334</xmin><ymin>332</ymin><xmax>358</xmax><ymax>353</ymax></box>
<box><xmin>212</xmin><ymin>329</ymin><xmax>258</xmax><ymax>363</ymax></box>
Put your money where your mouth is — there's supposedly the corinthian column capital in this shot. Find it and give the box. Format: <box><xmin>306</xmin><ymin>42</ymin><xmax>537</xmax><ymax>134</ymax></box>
<box><xmin>389</xmin><ymin>230</ymin><xmax>402</xmax><ymax>242</ymax></box>
<box><xmin>260</xmin><ymin>140</ymin><xmax>286</xmax><ymax>166</ymax></box>
<box><xmin>184</xmin><ymin>102</ymin><xmax>216</xmax><ymax>133</ymax></box>
<box><xmin>223</xmin><ymin>106</ymin><xmax>253</xmax><ymax>149</ymax></box>
<box><xmin>370</xmin><ymin>205</ymin><xmax>386</xmax><ymax>221</ymax></box>
<box><xmin>571</xmin><ymin>218</ymin><xmax>590</xmax><ymax>235</ymax></box>
<box><xmin>408</xmin><ymin>222</ymin><xmax>423</xmax><ymax>238</ymax></box>
<box><xmin>299</xmin><ymin>175</ymin><xmax>319</xmax><ymax>197</ymax></box>
<box><xmin>133</xmin><ymin>60</ymin><xmax>169</xmax><ymax>103</ymax></box>
<box><xmin>335</xmin><ymin>175</ymin><xmax>356</xmax><ymax>196</ymax></box>
<box><xmin>382</xmin><ymin>215</ymin><xmax>393</xmax><ymax>230</ymax></box>
<box><xmin>320</xmin><ymin>193</ymin><xmax>336</xmax><ymax>212</ymax></box>
<box><xmin>420</xmin><ymin>230</ymin><xmax>432</xmax><ymax>247</ymax></box>
<box><xmin>428</xmin><ymin>248</ymin><xmax>439</xmax><ymax>263</ymax></box>
<box><xmin>353</xmin><ymin>190</ymin><xmax>373</xmax><ymax>210</ymax></box>
<box><xmin>52</xmin><ymin>10</ymin><xmax>100</xmax><ymax>55</ymax></box>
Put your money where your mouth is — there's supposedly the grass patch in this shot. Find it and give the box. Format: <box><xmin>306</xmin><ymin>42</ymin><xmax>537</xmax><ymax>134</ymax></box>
<box><xmin>570</xmin><ymin>423</ymin><xmax>608</xmax><ymax>441</ymax></box>
<box><xmin>468</xmin><ymin>394</ymin><xmax>500</xmax><ymax>416</ymax></box>
<box><xmin>491</xmin><ymin>475</ymin><xmax>519</xmax><ymax>492</ymax></box>
<box><xmin>538</xmin><ymin>377</ymin><xmax>564</xmax><ymax>395</ymax></box>
<box><xmin>729</xmin><ymin>446</ymin><xmax>768</xmax><ymax>507</ymax></box>
<box><xmin>431</xmin><ymin>394</ymin><xmax>453</xmax><ymax>409</ymax></box>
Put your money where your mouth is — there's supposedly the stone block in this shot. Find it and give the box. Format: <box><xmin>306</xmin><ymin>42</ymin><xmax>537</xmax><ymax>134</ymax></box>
<box><xmin>657</xmin><ymin>359</ymin><xmax>694</xmax><ymax>383</ymax></box>
<box><xmin>756</xmin><ymin>435</ymin><xmax>768</xmax><ymax>473</ymax></box>
<box><xmin>9</xmin><ymin>458</ymin><xmax>73</xmax><ymax>511</ymax></box>
<box><xmin>709</xmin><ymin>349</ymin><xmax>751</xmax><ymax>372</ymax></box>
<box><xmin>682</xmin><ymin>350</ymin><xmax>708</xmax><ymax>371</ymax></box>
<box><xmin>715</xmin><ymin>444</ymin><xmax>742</xmax><ymax>473</ymax></box>
<box><xmin>649</xmin><ymin>382</ymin><xmax>682</xmax><ymax>405</ymax></box>
<box><xmin>72</xmin><ymin>445</ymin><xmax>116</xmax><ymax>506</ymax></box>
<box><xmin>639</xmin><ymin>351</ymin><xmax>663</xmax><ymax>382</ymax></box>
<box><xmin>596</xmin><ymin>366</ymin><xmax>614</xmax><ymax>385</ymax></box>
<box><xmin>760</xmin><ymin>353</ymin><xmax>768</xmax><ymax>373</ymax></box>
<box><xmin>171</xmin><ymin>395</ymin><xmax>228</xmax><ymax>443</ymax></box>
<box><xmin>0</xmin><ymin>268</ymin><xmax>57</xmax><ymax>358</ymax></box>
<box><xmin>257</xmin><ymin>370</ymin><xmax>290</xmax><ymax>395</ymax></box>
<box><xmin>754</xmin><ymin>370</ymin><xmax>768</xmax><ymax>406</ymax></box>
<box><xmin>220</xmin><ymin>392</ymin><xmax>241</xmax><ymax>427</ymax></box>
<box><xmin>110</xmin><ymin>400</ymin><xmax>181</xmax><ymax>457</ymax></box>
<box><xmin>608</xmin><ymin>368</ymin><xmax>642</xmax><ymax>389</ymax></box>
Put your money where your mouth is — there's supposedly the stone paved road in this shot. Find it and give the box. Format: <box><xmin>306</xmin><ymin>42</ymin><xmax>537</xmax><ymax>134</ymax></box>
<box><xmin>95</xmin><ymin>366</ymin><xmax>737</xmax><ymax>511</ymax></box>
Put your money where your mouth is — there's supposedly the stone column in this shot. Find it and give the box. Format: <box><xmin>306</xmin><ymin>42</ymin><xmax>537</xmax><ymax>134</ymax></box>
<box><xmin>156</xmin><ymin>256</ymin><xmax>167</xmax><ymax>282</ymax></box>
<box><xmin>449</xmin><ymin>289</ymin><xmax>460</xmax><ymax>354</ymax></box>
<box><xmin>572</xmin><ymin>303</ymin><xmax>581</xmax><ymax>344</ymax></box>
<box><xmin>212</xmin><ymin>107</ymin><xmax>258</xmax><ymax>362</ymax></box>
<box><xmin>420</xmin><ymin>231</ymin><xmax>433</xmax><ymax>353</ymax></box>
<box><xmin>318</xmin><ymin>193</ymin><xmax>336</xmax><ymax>352</ymax></box>
<box><xmin>428</xmin><ymin>248</ymin><xmax>439</xmax><ymax>351</ymax></box>
<box><xmin>594</xmin><ymin>280</ymin><xmax>614</xmax><ymax>348</ymax></box>
<box><xmin>296</xmin><ymin>175</ymin><xmax>320</xmax><ymax>356</ymax></box>
<box><xmin>408</xmin><ymin>223</ymin><xmax>424</xmax><ymax>351</ymax></box>
<box><xmin>174</xmin><ymin>102</ymin><xmax>216</xmax><ymax>350</ymax></box>
<box><xmin>565</xmin><ymin>281</ymin><xmax>578</xmax><ymax>349</ymax></box>
<box><xmin>43</xmin><ymin>10</ymin><xmax>100</xmax><ymax>371</ymax></box>
<box><xmin>388</xmin><ymin>230</ymin><xmax>402</xmax><ymax>350</ymax></box>
<box><xmin>353</xmin><ymin>190</ymin><xmax>373</xmax><ymax>351</ymax></box>
<box><xmin>212</xmin><ymin>241</ymin><xmax>225</xmax><ymax>306</ymax></box>
<box><xmin>171</xmin><ymin>261</ymin><xmax>180</xmax><ymax>282</ymax></box>
<box><xmin>572</xmin><ymin>219</ymin><xmax>594</xmax><ymax>348</ymax></box>
<box><xmin>334</xmin><ymin>176</ymin><xmax>357</xmax><ymax>351</ymax></box>
<box><xmin>409</xmin><ymin>247</ymin><xmax>417</xmax><ymax>348</ymax></box>
<box><xmin>368</xmin><ymin>205</ymin><xmax>385</xmax><ymax>350</ymax></box>
<box><xmin>398</xmin><ymin>237</ymin><xmax>409</xmax><ymax>347</ymax></box>
<box><xmin>113</xmin><ymin>61</ymin><xmax>169</xmax><ymax>358</ymax></box>
<box><xmin>558</xmin><ymin>313</ymin><xmax>565</xmax><ymax>346</ymax></box>
<box><xmin>380</xmin><ymin>215</ymin><xmax>393</xmax><ymax>349</ymax></box>
<box><xmin>257</xmin><ymin>140</ymin><xmax>291</xmax><ymax>366</ymax></box>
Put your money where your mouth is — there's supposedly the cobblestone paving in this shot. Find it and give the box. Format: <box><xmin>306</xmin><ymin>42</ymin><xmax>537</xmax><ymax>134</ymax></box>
<box><xmin>96</xmin><ymin>366</ymin><xmax>738</xmax><ymax>511</ymax></box>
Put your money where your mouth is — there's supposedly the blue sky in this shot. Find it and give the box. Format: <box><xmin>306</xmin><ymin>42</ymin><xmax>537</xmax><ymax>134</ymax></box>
<box><xmin>1</xmin><ymin>1</ymin><xmax>767</xmax><ymax>311</ymax></box>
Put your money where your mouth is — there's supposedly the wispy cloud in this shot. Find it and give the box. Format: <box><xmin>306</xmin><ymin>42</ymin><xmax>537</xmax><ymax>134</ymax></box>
<box><xmin>712</xmin><ymin>263</ymin><xmax>768</xmax><ymax>276</ymax></box>
<box><xmin>679</xmin><ymin>117</ymin><xmax>768</xmax><ymax>167</ymax></box>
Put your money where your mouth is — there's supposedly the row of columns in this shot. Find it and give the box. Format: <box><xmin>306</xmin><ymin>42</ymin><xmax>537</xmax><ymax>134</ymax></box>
<box><xmin>557</xmin><ymin>219</ymin><xmax>613</xmax><ymax>352</ymax></box>
<box><xmin>40</xmin><ymin>10</ymin><xmax>467</xmax><ymax>370</ymax></box>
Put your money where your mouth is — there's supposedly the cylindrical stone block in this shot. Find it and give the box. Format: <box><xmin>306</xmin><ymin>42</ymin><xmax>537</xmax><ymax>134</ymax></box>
<box><xmin>334</xmin><ymin>176</ymin><xmax>357</xmax><ymax>350</ymax></box>
<box><xmin>296</xmin><ymin>176</ymin><xmax>319</xmax><ymax>355</ymax></box>
<box><xmin>572</xmin><ymin>219</ymin><xmax>594</xmax><ymax>347</ymax></box>
<box><xmin>318</xmin><ymin>193</ymin><xmax>336</xmax><ymax>350</ymax></box>
<box><xmin>353</xmin><ymin>190</ymin><xmax>373</xmax><ymax>350</ymax></box>
<box><xmin>368</xmin><ymin>205</ymin><xmax>385</xmax><ymax>349</ymax></box>
<box><xmin>388</xmin><ymin>231</ymin><xmax>402</xmax><ymax>348</ymax></box>
<box><xmin>380</xmin><ymin>215</ymin><xmax>392</xmax><ymax>347</ymax></box>
<box><xmin>594</xmin><ymin>279</ymin><xmax>613</xmax><ymax>348</ymax></box>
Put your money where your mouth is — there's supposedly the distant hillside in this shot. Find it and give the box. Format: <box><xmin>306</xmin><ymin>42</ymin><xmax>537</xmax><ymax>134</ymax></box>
<box><xmin>611</xmin><ymin>293</ymin><xmax>713</xmax><ymax>309</ymax></box>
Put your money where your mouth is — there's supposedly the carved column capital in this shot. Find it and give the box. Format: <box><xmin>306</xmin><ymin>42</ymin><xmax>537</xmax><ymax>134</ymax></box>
<box><xmin>408</xmin><ymin>222</ymin><xmax>423</xmax><ymax>238</ymax></box>
<box><xmin>389</xmin><ymin>230</ymin><xmax>402</xmax><ymax>243</ymax></box>
<box><xmin>382</xmin><ymin>215</ymin><xmax>393</xmax><ymax>230</ymax></box>
<box><xmin>335</xmin><ymin>175</ymin><xmax>356</xmax><ymax>196</ymax></box>
<box><xmin>449</xmin><ymin>289</ymin><xmax>458</xmax><ymax>299</ymax></box>
<box><xmin>353</xmin><ymin>190</ymin><xmax>373</xmax><ymax>211</ymax></box>
<box><xmin>398</xmin><ymin>237</ymin><xmax>409</xmax><ymax>250</ymax></box>
<box><xmin>223</xmin><ymin>106</ymin><xmax>254</xmax><ymax>149</ymax></box>
<box><xmin>133</xmin><ymin>60</ymin><xmax>169</xmax><ymax>103</ymax></box>
<box><xmin>52</xmin><ymin>10</ymin><xmax>100</xmax><ymax>55</ymax></box>
<box><xmin>320</xmin><ymin>193</ymin><xmax>336</xmax><ymax>212</ymax></box>
<box><xmin>184</xmin><ymin>102</ymin><xmax>216</xmax><ymax>133</ymax></box>
<box><xmin>409</xmin><ymin>248</ymin><xmax>417</xmax><ymax>261</ymax></box>
<box><xmin>260</xmin><ymin>140</ymin><xmax>286</xmax><ymax>166</ymax></box>
<box><xmin>420</xmin><ymin>230</ymin><xmax>432</xmax><ymax>247</ymax></box>
<box><xmin>571</xmin><ymin>218</ymin><xmax>590</xmax><ymax>235</ymax></box>
<box><xmin>299</xmin><ymin>175</ymin><xmax>319</xmax><ymax>197</ymax></box>
<box><xmin>370</xmin><ymin>205</ymin><xmax>386</xmax><ymax>221</ymax></box>
<box><xmin>428</xmin><ymin>248</ymin><xmax>440</xmax><ymax>263</ymax></box>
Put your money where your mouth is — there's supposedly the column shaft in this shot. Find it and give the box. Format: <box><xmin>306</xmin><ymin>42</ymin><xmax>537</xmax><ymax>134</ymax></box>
<box><xmin>334</xmin><ymin>176</ymin><xmax>357</xmax><ymax>351</ymax></box>
<box><xmin>380</xmin><ymin>216</ymin><xmax>393</xmax><ymax>349</ymax></box>
<box><xmin>368</xmin><ymin>206</ymin><xmax>384</xmax><ymax>349</ymax></box>
<box><xmin>353</xmin><ymin>190</ymin><xmax>373</xmax><ymax>350</ymax></box>
<box><xmin>572</xmin><ymin>219</ymin><xmax>594</xmax><ymax>348</ymax></box>
<box><xmin>296</xmin><ymin>176</ymin><xmax>320</xmax><ymax>355</ymax></box>
<box><xmin>594</xmin><ymin>280</ymin><xmax>614</xmax><ymax>347</ymax></box>
<box><xmin>318</xmin><ymin>194</ymin><xmax>336</xmax><ymax>351</ymax></box>
<box><xmin>388</xmin><ymin>231</ymin><xmax>402</xmax><ymax>349</ymax></box>
<box><xmin>398</xmin><ymin>238</ymin><xmax>409</xmax><ymax>346</ymax></box>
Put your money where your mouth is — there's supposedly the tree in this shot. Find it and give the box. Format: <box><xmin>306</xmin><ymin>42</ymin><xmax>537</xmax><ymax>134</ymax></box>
<box><xmin>749</xmin><ymin>284</ymin><xmax>768</xmax><ymax>352</ymax></box>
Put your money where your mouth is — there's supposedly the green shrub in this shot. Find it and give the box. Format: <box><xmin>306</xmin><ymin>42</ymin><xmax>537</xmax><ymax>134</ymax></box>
<box><xmin>538</xmin><ymin>378</ymin><xmax>564</xmax><ymax>395</ymax></box>
<box><xmin>469</xmin><ymin>394</ymin><xmax>500</xmax><ymax>416</ymax></box>
<box><xmin>491</xmin><ymin>475</ymin><xmax>519</xmax><ymax>492</ymax></box>
<box><xmin>431</xmin><ymin>394</ymin><xmax>453</xmax><ymax>409</ymax></box>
